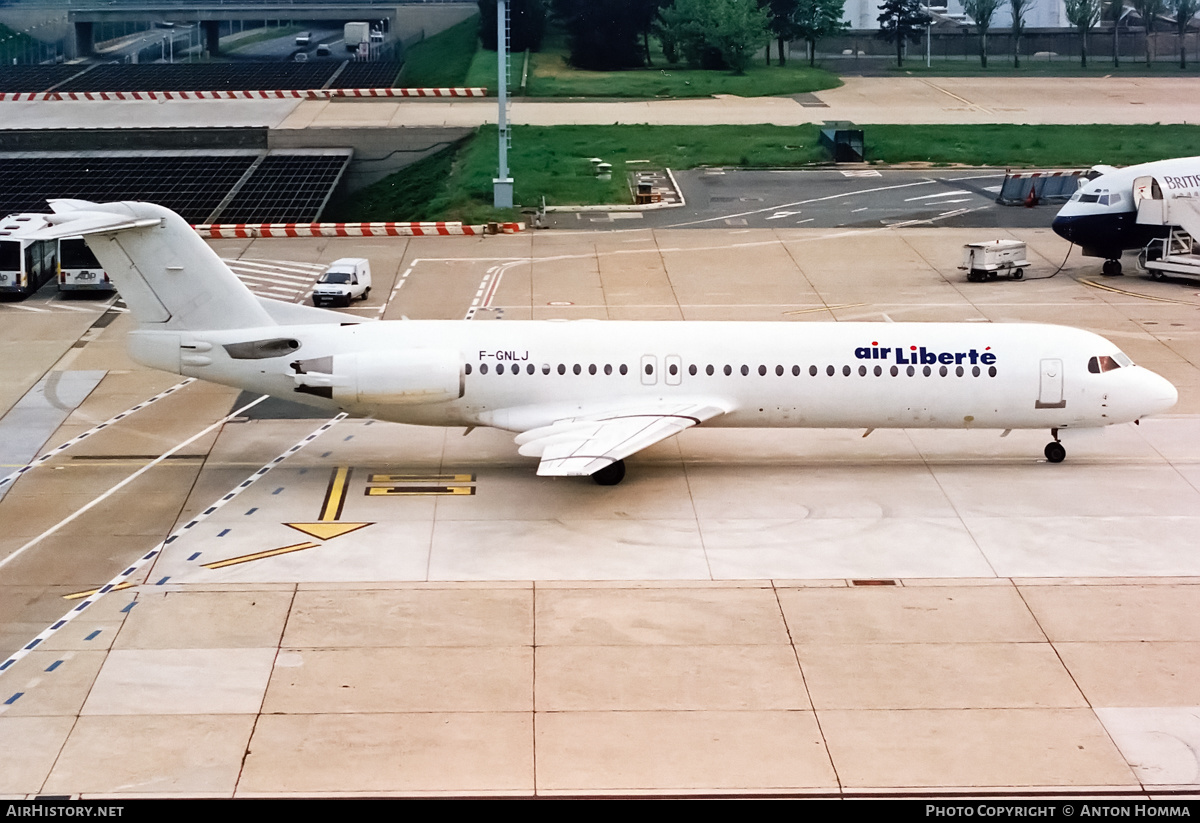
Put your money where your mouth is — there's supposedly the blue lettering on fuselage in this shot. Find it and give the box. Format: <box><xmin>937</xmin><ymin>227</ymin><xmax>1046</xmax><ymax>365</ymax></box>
<box><xmin>854</xmin><ymin>343</ymin><xmax>996</xmax><ymax>365</ymax></box>
<box><xmin>1161</xmin><ymin>173</ymin><xmax>1200</xmax><ymax>190</ymax></box>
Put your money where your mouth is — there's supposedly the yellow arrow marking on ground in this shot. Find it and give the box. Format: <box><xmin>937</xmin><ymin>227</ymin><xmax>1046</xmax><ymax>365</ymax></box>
<box><xmin>285</xmin><ymin>466</ymin><xmax>374</xmax><ymax>540</ymax></box>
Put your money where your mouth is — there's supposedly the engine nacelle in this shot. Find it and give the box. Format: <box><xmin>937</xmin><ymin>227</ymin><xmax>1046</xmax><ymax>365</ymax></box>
<box><xmin>293</xmin><ymin>349</ymin><xmax>463</xmax><ymax>406</ymax></box>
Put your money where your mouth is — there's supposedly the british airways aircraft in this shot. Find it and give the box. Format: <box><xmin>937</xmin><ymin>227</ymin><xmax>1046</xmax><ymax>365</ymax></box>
<box><xmin>7</xmin><ymin>200</ymin><xmax>1177</xmax><ymax>484</ymax></box>
<box><xmin>1052</xmin><ymin>155</ymin><xmax>1200</xmax><ymax>275</ymax></box>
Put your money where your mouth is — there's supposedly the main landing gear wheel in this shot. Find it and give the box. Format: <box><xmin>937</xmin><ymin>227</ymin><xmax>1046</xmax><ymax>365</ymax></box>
<box><xmin>592</xmin><ymin>460</ymin><xmax>626</xmax><ymax>486</ymax></box>
<box><xmin>1102</xmin><ymin>259</ymin><xmax>1123</xmax><ymax>277</ymax></box>
<box><xmin>1044</xmin><ymin>441</ymin><xmax>1066</xmax><ymax>463</ymax></box>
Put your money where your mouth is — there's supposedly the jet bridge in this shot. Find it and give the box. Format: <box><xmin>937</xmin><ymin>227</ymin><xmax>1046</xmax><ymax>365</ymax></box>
<box><xmin>1134</xmin><ymin>176</ymin><xmax>1200</xmax><ymax>282</ymax></box>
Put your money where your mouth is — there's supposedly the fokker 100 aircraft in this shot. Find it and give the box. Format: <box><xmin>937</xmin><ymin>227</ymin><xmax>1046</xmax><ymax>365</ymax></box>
<box><xmin>1052</xmin><ymin>155</ymin><xmax>1200</xmax><ymax>275</ymax></box>
<box><xmin>7</xmin><ymin>200</ymin><xmax>1178</xmax><ymax>484</ymax></box>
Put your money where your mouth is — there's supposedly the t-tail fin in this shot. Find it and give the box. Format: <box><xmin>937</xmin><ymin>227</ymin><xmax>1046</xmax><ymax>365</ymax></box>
<box><xmin>2</xmin><ymin>200</ymin><xmax>275</xmax><ymax>331</ymax></box>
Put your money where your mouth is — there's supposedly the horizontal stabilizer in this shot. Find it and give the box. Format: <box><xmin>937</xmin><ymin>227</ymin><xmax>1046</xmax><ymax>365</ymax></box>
<box><xmin>0</xmin><ymin>209</ymin><xmax>160</xmax><ymax>241</ymax></box>
<box><xmin>2</xmin><ymin>200</ymin><xmax>275</xmax><ymax>331</ymax></box>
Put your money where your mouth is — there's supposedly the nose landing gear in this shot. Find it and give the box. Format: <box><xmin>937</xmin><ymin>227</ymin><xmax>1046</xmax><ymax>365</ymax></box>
<box><xmin>1102</xmin><ymin>259</ymin><xmax>1123</xmax><ymax>277</ymax></box>
<box><xmin>1044</xmin><ymin>440</ymin><xmax>1066</xmax><ymax>463</ymax></box>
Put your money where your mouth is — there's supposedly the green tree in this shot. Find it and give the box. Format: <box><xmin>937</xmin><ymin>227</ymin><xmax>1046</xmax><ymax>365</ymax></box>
<box><xmin>1170</xmin><ymin>0</ymin><xmax>1200</xmax><ymax>66</ymax></box>
<box><xmin>660</xmin><ymin>0</ymin><xmax>771</xmax><ymax>73</ymax></box>
<box><xmin>551</xmin><ymin>0</ymin><xmax>645</xmax><ymax>69</ymax></box>
<box><xmin>791</xmin><ymin>0</ymin><xmax>848</xmax><ymax>67</ymax></box>
<box><xmin>1064</xmin><ymin>0</ymin><xmax>1102</xmax><ymax>66</ymax></box>
<box><xmin>964</xmin><ymin>0</ymin><xmax>1001</xmax><ymax>67</ymax></box>
<box><xmin>1130</xmin><ymin>0</ymin><xmax>1164</xmax><ymax>65</ymax></box>
<box><xmin>1010</xmin><ymin>0</ymin><xmax>1034</xmax><ymax>67</ymax></box>
<box><xmin>478</xmin><ymin>0</ymin><xmax>547</xmax><ymax>52</ymax></box>
<box><xmin>876</xmin><ymin>0</ymin><xmax>925</xmax><ymax>67</ymax></box>
<box><xmin>1106</xmin><ymin>0</ymin><xmax>1124</xmax><ymax>67</ymax></box>
<box><xmin>762</xmin><ymin>0</ymin><xmax>800</xmax><ymax>65</ymax></box>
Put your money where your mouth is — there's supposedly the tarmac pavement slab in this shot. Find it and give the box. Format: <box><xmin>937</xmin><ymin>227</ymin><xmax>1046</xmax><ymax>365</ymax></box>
<box><xmin>1095</xmin><ymin>707</ymin><xmax>1200</xmax><ymax>786</ymax></box>
<box><xmin>776</xmin><ymin>585</ymin><xmax>1046</xmax><ymax>644</ymax></box>
<box><xmin>280</xmin><ymin>586</ymin><xmax>532</xmax><ymax>649</ymax></box>
<box><xmin>41</xmin><ymin>714</ymin><xmax>256</xmax><ymax>797</ymax></box>
<box><xmin>1018</xmin><ymin>584</ymin><xmax>1200</xmax><ymax>641</ymax></box>
<box><xmin>534</xmin><ymin>710</ymin><xmax>836</xmax><ymax>793</ymax></box>
<box><xmin>263</xmin><ymin>646</ymin><xmax>533</xmax><ymax>714</ymax></box>
<box><xmin>820</xmin><ymin>708</ymin><xmax>1139</xmax><ymax>789</ymax></box>
<box><xmin>238</xmin><ymin>712</ymin><xmax>534</xmax><ymax>796</ymax></box>
<box><xmin>1053</xmin><ymin>642</ymin><xmax>1200</xmax><ymax>707</ymax></box>
<box><xmin>797</xmin><ymin>642</ymin><xmax>1088</xmax><ymax>710</ymax></box>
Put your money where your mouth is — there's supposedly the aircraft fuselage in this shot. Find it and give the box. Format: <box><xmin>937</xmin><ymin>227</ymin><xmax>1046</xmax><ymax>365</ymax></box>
<box><xmin>126</xmin><ymin>319</ymin><xmax>1177</xmax><ymax>434</ymax></box>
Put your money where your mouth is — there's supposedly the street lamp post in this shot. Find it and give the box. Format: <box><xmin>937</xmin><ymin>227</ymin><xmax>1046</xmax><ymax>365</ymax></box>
<box><xmin>493</xmin><ymin>0</ymin><xmax>513</xmax><ymax>209</ymax></box>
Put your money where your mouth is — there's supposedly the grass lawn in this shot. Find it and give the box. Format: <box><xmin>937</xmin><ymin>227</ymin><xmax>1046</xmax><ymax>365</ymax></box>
<box><xmin>327</xmin><ymin>123</ymin><xmax>1200</xmax><ymax>224</ymax></box>
<box><xmin>397</xmin><ymin>15</ymin><xmax>481</xmax><ymax>88</ymax></box>
<box><xmin>520</xmin><ymin>43</ymin><xmax>840</xmax><ymax>97</ymax></box>
<box><xmin>423</xmin><ymin>15</ymin><xmax>840</xmax><ymax>98</ymax></box>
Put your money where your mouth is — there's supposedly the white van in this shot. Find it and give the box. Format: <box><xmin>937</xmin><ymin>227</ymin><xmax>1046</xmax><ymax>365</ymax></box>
<box><xmin>312</xmin><ymin>258</ymin><xmax>371</xmax><ymax>307</ymax></box>
<box><xmin>295</xmin><ymin>32</ymin><xmax>312</xmax><ymax>46</ymax></box>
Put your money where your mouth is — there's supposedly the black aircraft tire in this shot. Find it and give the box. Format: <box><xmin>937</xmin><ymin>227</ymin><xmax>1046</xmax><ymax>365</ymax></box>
<box><xmin>592</xmin><ymin>460</ymin><xmax>626</xmax><ymax>486</ymax></box>
<box><xmin>1044</xmin><ymin>442</ymin><xmax>1066</xmax><ymax>464</ymax></box>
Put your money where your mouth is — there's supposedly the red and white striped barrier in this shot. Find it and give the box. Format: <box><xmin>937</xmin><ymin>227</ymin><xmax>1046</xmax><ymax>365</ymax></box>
<box><xmin>1004</xmin><ymin>169</ymin><xmax>1086</xmax><ymax>179</ymax></box>
<box><xmin>194</xmin><ymin>221</ymin><xmax>523</xmax><ymax>238</ymax></box>
<box><xmin>0</xmin><ymin>87</ymin><xmax>487</xmax><ymax>102</ymax></box>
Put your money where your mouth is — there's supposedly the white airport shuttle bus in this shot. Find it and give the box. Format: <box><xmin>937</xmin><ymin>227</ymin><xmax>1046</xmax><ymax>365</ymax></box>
<box><xmin>58</xmin><ymin>237</ymin><xmax>113</xmax><ymax>293</ymax></box>
<box><xmin>0</xmin><ymin>234</ymin><xmax>56</xmax><ymax>298</ymax></box>
<box><xmin>3</xmin><ymin>200</ymin><xmax>1177</xmax><ymax>484</ymax></box>
<box><xmin>1052</xmin><ymin>155</ymin><xmax>1200</xmax><ymax>275</ymax></box>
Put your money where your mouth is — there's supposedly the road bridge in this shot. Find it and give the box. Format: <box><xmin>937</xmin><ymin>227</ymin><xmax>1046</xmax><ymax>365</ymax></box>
<box><xmin>61</xmin><ymin>0</ymin><xmax>473</xmax><ymax>56</ymax></box>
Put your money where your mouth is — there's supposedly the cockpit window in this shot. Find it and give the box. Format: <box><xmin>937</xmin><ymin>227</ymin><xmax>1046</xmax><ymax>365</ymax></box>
<box><xmin>1078</xmin><ymin>193</ymin><xmax>1101</xmax><ymax>203</ymax></box>
<box><xmin>1088</xmin><ymin>354</ymin><xmax>1130</xmax><ymax>373</ymax></box>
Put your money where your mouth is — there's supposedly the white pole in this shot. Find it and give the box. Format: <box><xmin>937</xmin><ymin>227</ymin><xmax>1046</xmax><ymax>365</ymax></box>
<box><xmin>493</xmin><ymin>0</ymin><xmax>513</xmax><ymax>208</ymax></box>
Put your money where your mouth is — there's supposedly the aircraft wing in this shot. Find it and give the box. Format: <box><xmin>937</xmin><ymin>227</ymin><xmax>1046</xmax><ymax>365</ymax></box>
<box><xmin>514</xmin><ymin>402</ymin><xmax>726</xmax><ymax>477</ymax></box>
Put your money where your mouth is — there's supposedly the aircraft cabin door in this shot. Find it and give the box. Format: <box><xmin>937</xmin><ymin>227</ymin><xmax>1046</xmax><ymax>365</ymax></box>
<box><xmin>1133</xmin><ymin>176</ymin><xmax>1162</xmax><ymax>204</ymax></box>
<box><xmin>1036</xmin><ymin>358</ymin><xmax>1066</xmax><ymax>409</ymax></box>
<box><xmin>664</xmin><ymin>355</ymin><xmax>682</xmax><ymax>386</ymax></box>
<box><xmin>640</xmin><ymin>355</ymin><xmax>658</xmax><ymax>386</ymax></box>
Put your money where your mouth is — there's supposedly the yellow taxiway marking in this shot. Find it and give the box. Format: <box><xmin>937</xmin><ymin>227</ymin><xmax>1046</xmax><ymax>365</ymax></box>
<box><xmin>365</xmin><ymin>472</ymin><xmax>476</xmax><ymax>496</ymax></box>
<box><xmin>285</xmin><ymin>466</ymin><xmax>373</xmax><ymax>541</ymax></box>
<box><xmin>284</xmin><ymin>521</ymin><xmax>373</xmax><ymax>540</ymax></box>
<box><xmin>202</xmin><ymin>541</ymin><xmax>320</xmax><ymax>569</ymax></box>
<box><xmin>1079</xmin><ymin>278</ymin><xmax>1200</xmax><ymax>306</ymax></box>
<box><xmin>367</xmin><ymin>485</ymin><xmax>476</xmax><ymax>496</ymax></box>
<box><xmin>63</xmin><ymin>581</ymin><xmax>135</xmax><ymax>600</ymax></box>
<box><xmin>783</xmin><ymin>303</ymin><xmax>867</xmax><ymax>316</ymax></box>
<box><xmin>368</xmin><ymin>473</ymin><xmax>476</xmax><ymax>483</ymax></box>
<box><xmin>319</xmin><ymin>465</ymin><xmax>352</xmax><ymax>521</ymax></box>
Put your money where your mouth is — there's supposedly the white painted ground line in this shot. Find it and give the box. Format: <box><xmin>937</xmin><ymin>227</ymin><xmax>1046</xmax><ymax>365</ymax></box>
<box><xmin>0</xmin><ymin>410</ymin><xmax>348</xmax><ymax>679</ymax></box>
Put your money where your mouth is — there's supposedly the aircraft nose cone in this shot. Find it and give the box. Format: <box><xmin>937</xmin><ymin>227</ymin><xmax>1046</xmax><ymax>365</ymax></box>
<box><xmin>1145</xmin><ymin>371</ymin><xmax>1178</xmax><ymax>416</ymax></box>
<box><xmin>1051</xmin><ymin>214</ymin><xmax>1075</xmax><ymax>243</ymax></box>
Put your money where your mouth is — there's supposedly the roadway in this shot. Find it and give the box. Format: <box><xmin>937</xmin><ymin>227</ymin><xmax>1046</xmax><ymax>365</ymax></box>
<box><xmin>1</xmin><ymin>222</ymin><xmax>1199</xmax><ymax>796</ymax></box>
<box><xmin>546</xmin><ymin>168</ymin><xmax>1053</xmax><ymax>231</ymax></box>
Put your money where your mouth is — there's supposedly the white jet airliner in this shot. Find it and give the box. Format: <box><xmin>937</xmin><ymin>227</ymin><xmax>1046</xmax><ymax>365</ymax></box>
<box><xmin>1052</xmin><ymin>155</ymin><xmax>1200</xmax><ymax>275</ymax></box>
<box><xmin>6</xmin><ymin>200</ymin><xmax>1177</xmax><ymax>484</ymax></box>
